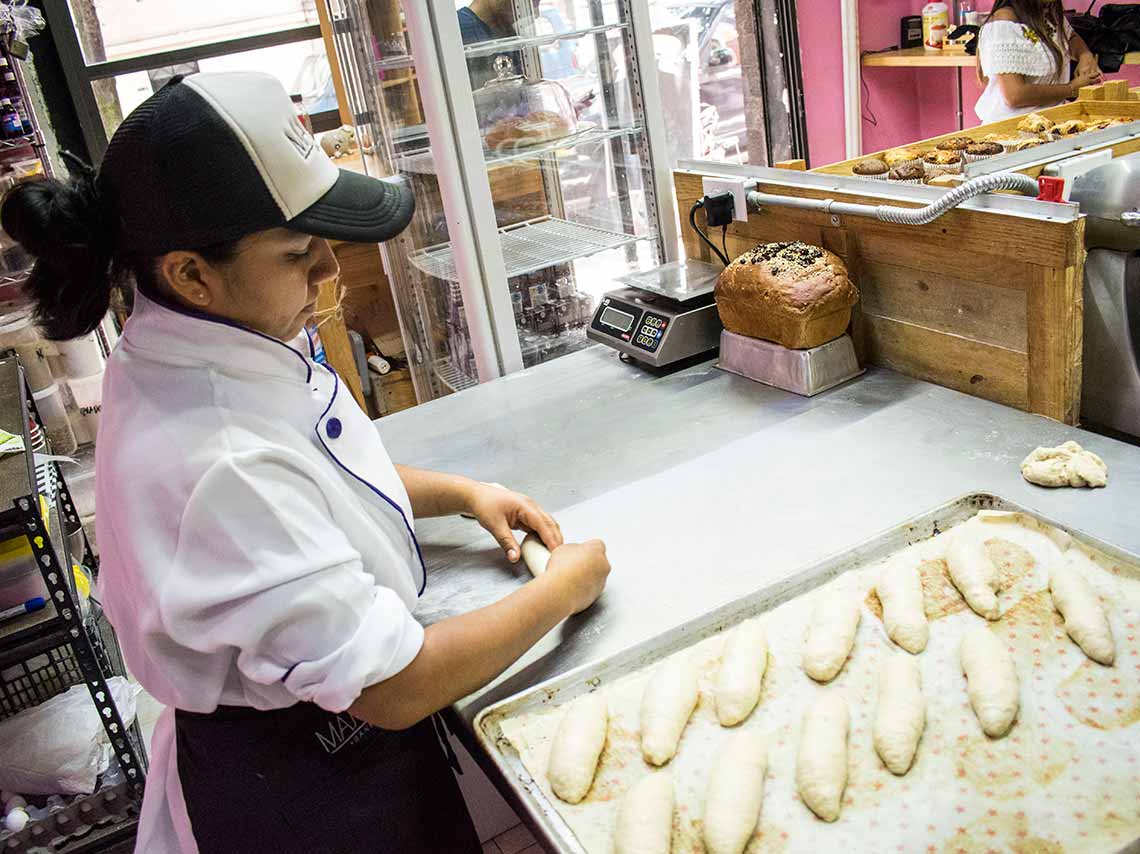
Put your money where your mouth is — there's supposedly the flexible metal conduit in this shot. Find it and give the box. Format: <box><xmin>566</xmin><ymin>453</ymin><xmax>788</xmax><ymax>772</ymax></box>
<box><xmin>746</xmin><ymin>173</ymin><xmax>1041</xmax><ymax>226</ymax></box>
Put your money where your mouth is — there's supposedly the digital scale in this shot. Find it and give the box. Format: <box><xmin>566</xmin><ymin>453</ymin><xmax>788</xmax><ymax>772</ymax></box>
<box><xmin>587</xmin><ymin>259</ymin><xmax>723</xmax><ymax>367</ymax></box>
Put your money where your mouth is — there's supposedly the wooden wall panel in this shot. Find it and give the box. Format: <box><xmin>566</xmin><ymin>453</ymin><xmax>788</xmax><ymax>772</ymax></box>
<box><xmin>1027</xmin><ymin>242</ymin><xmax>1086</xmax><ymax>425</ymax></box>
<box><xmin>862</xmin><ymin>315</ymin><xmax>1029</xmax><ymax>410</ymax></box>
<box><xmin>857</xmin><ymin>259</ymin><xmax>1028</xmax><ymax>352</ymax></box>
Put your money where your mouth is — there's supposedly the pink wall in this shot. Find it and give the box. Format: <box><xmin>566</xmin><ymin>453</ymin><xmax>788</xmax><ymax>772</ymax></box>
<box><xmin>797</xmin><ymin>0</ymin><xmax>1140</xmax><ymax>167</ymax></box>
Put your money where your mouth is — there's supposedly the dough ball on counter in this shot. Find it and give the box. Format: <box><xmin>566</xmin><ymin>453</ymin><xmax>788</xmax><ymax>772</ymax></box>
<box><xmin>1021</xmin><ymin>440</ymin><xmax>1107</xmax><ymax>488</ymax></box>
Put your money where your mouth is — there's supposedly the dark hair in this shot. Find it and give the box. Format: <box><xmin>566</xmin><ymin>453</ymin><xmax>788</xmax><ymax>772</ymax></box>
<box><xmin>0</xmin><ymin>168</ymin><xmax>239</xmax><ymax>341</ymax></box>
<box><xmin>988</xmin><ymin>0</ymin><xmax>1068</xmax><ymax>82</ymax></box>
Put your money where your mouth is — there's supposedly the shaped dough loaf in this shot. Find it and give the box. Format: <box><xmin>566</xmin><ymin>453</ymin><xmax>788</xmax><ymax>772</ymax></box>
<box><xmin>520</xmin><ymin>533</ymin><xmax>551</xmax><ymax>576</ymax></box>
<box><xmin>640</xmin><ymin>656</ymin><xmax>700</xmax><ymax>766</ymax></box>
<box><xmin>1050</xmin><ymin>550</ymin><xmax>1115</xmax><ymax>665</ymax></box>
<box><xmin>945</xmin><ymin>532</ymin><xmax>1000</xmax><ymax>620</ymax></box>
<box><xmin>876</xmin><ymin>555</ymin><xmax>928</xmax><ymax>653</ymax></box>
<box><xmin>614</xmin><ymin>773</ymin><xmax>674</xmax><ymax>854</ymax></box>
<box><xmin>803</xmin><ymin>594</ymin><xmax>861</xmax><ymax>682</ymax></box>
<box><xmin>703</xmin><ymin>730</ymin><xmax>767</xmax><ymax>854</ymax></box>
<box><xmin>715</xmin><ymin>619</ymin><xmax>768</xmax><ymax>726</ymax></box>
<box><xmin>796</xmin><ymin>693</ymin><xmax>849</xmax><ymax>822</ymax></box>
<box><xmin>548</xmin><ymin>692</ymin><xmax>608</xmax><ymax>803</ymax></box>
<box><xmin>873</xmin><ymin>653</ymin><xmax>925</xmax><ymax>775</ymax></box>
<box><xmin>960</xmin><ymin>626</ymin><xmax>1019</xmax><ymax>737</ymax></box>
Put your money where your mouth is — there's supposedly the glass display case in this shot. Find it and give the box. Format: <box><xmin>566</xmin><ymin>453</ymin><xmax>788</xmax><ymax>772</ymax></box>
<box><xmin>327</xmin><ymin>0</ymin><xmax>676</xmax><ymax>401</ymax></box>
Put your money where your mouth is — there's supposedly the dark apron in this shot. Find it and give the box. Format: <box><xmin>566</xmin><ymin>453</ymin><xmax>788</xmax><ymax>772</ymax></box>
<box><xmin>174</xmin><ymin>703</ymin><xmax>481</xmax><ymax>854</ymax></box>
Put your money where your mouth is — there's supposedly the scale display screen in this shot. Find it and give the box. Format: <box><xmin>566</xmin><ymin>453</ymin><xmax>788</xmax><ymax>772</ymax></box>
<box><xmin>600</xmin><ymin>306</ymin><xmax>635</xmax><ymax>333</ymax></box>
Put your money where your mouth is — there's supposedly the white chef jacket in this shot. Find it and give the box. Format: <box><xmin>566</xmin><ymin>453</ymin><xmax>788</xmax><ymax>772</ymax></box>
<box><xmin>95</xmin><ymin>290</ymin><xmax>427</xmax><ymax>853</ymax></box>
<box><xmin>976</xmin><ymin>18</ymin><xmax>1074</xmax><ymax>124</ymax></box>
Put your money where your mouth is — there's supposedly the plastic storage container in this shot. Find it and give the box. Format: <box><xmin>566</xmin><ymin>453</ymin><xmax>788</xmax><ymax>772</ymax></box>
<box><xmin>474</xmin><ymin>56</ymin><xmax>577</xmax><ymax>151</ymax></box>
<box><xmin>0</xmin><ymin>494</ymin><xmax>52</xmax><ymax>610</ymax></box>
<box><xmin>0</xmin><ymin>308</ymin><xmax>53</xmax><ymax>391</ymax></box>
<box><xmin>0</xmin><ymin>532</ymin><xmax>46</xmax><ymax>610</ymax></box>
<box><xmin>67</xmin><ymin>373</ymin><xmax>102</xmax><ymax>444</ymax></box>
<box><xmin>32</xmin><ymin>383</ymin><xmax>77</xmax><ymax>455</ymax></box>
<box><xmin>57</xmin><ymin>332</ymin><xmax>105</xmax><ymax>379</ymax></box>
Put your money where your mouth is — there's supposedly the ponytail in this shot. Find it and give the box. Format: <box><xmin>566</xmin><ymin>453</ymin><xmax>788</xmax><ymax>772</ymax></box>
<box><xmin>1</xmin><ymin>158</ymin><xmax>116</xmax><ymax>340</ymax></box>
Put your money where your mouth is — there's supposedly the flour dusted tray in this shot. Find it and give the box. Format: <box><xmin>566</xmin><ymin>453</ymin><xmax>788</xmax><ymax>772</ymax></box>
<box><xmin>473</xmin><ymin>493</ymin><xmax>1140</xmax><ymax>854</ymax></box>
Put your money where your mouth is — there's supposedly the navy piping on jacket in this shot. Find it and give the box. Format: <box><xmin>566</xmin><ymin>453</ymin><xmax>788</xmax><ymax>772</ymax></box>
<box><xmin>141</xmin><ymin>287</ymin><xmax>427</xmax><ymax>594</ymax></box>
<box><xmin>314</xmin><ymin>359</ymin><xmax>428</xmax><ymax>595</ymax></box>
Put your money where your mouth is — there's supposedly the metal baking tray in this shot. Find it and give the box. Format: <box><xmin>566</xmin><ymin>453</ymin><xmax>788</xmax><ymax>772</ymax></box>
<box><xmin>716</xmin><ymin>330</ymin><xmax>863</xmax><ymax>396</ymax></box>
<box><xmin>473</xmin><ymin>492</ymin><xmax>1140</xmax><ymax>854</ymax></box>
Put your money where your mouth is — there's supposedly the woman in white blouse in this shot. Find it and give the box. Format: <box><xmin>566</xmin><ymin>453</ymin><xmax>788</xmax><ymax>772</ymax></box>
<box><xmin>975</xmin><ymin>0</ymin><xmax>1102</xmax><ymax>124</ymax></box>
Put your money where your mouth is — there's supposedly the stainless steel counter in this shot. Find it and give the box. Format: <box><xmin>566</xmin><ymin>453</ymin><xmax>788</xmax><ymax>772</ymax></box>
<box><xmin>377</xmin><ymin>348</ymin><xmax>1140</xmax><ymax>729</ymax></box>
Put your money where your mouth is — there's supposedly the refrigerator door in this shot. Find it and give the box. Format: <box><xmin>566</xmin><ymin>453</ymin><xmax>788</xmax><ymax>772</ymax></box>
<box><xmin>329</xmin><ymin>0</ymin><xmax>677</xmax><ymax>400</ymax></box>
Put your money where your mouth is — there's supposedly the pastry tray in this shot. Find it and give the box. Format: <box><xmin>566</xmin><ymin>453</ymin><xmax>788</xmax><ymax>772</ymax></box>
<box><xmin>473</xmin><ymin>493</ymin><xmax>1140</xmax><ymax>854</ymax></box>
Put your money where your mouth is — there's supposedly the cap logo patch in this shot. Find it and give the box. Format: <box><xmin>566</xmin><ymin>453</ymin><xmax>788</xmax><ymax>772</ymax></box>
<box><xmin>285</xmin><ymin>114</ymin><xmax>315</xmax><ymax>158</ymax></box>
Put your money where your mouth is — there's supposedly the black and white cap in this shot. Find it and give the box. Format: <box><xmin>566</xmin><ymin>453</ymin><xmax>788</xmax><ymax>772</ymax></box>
<box><xmin>97</xmin><ymin>71</ymin><xmax>413</xmax><ymax>255</ymax></box>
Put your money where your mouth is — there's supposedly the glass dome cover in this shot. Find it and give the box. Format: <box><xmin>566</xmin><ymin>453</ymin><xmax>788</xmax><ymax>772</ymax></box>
<box><xmin>474</xmin><ymin>55</ymin><xmax>577</xmax><ymax>151</ymax></box>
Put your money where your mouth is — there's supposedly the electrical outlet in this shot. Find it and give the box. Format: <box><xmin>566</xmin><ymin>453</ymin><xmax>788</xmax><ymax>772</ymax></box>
<box><xmin>701</xmin><ymin>177</ymin><xmax>750</xmax><ymax>221</ymax></box>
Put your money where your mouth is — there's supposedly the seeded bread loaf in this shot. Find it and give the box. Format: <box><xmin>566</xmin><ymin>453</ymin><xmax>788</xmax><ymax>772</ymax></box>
<box><xmin>715</xmin><ymin>242</ymin><xmax>859</xmax><ymax>350</ymax></box>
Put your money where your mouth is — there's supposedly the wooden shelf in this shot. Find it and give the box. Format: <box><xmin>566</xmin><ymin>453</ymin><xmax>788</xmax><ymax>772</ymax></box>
<box><xmin>863</xmin><ymin>47</ymin><xmax>1140</xmax><ymax>68</ymax></box>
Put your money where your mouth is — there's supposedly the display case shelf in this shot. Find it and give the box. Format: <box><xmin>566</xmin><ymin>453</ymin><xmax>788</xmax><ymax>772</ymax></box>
<box><xmin>0</xmin><ymin>267</ymin><xmax>30</xmax><ymax>288</ymax></box>
<box><xmin>463</xmin><ymin>21</ymin><xmax>628</xmax><ymax>59</ymax></box>
<box><xmin>375</xmin><ymin>54</ymin><xmax>414</xmax><ymax>73</ymax></box>
<box><xmin>0</xmin><ymin>132</ymin><xmax>36</xmax><ymax>150</ymax></box>
<box><xmin>432</xmin><ymin>357</ymin><xmax>478</xmax><ymax>393</ymax></box>
<box><xmin>408</xmin><ymin>217</ymin><xmax>644</xmax><ymax>282</ymax></box>
<box><xmin>395</xmin><ymin>124</ymin><xmax>643</xmax><ymax>174</ymax></box>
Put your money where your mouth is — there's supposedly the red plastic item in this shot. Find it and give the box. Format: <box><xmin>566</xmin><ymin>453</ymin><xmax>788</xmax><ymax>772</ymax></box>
<box><xmin>1036</xmin><ymin>176</ymin><xmax>1065</xmax><ymax>202</ymax></box>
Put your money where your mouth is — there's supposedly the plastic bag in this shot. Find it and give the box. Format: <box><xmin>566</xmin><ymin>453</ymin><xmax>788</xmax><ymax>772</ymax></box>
<box><xmin>0</xmin><ymin>676</ymin><xmax>140</xmax><ymax>795</ymax></box>
<box><xmin>0</xmin><ymin>1</ymin><xmax>45</xmax><ymax>42</ymax></box>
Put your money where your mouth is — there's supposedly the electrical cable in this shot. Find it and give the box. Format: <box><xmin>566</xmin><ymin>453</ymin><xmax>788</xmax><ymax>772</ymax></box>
<box><xmin>689</xmin><ymin>199</ymin><xmax>731</xmax><ymax>266</ymax></box>
<box><xmin>859</xmin><ymin>49</ymin><xmax>885</xmax><ymax>127</ymax></box>
<box><xmin>721</xmin><ymin>225</ymin><xmax>729</xmax><ymax>263</ymax></box>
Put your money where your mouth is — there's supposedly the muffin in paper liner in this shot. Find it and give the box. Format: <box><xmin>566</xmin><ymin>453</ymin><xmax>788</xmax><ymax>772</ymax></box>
<box><xmin>924</xmin><ymin>158</ymin><xmax>963</xmax><ymax>175</ymax></box>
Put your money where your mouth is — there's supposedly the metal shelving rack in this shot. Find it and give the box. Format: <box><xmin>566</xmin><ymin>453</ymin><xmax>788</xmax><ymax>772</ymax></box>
<box><xmin>0</xmin><ymin>358</ymin><xmax>146</xmax><ymax>853</ymax></box>
<box><xmin>0</xmin><ymin>35</ymin><xmax>53</xmax><ymax>292</ymax></box>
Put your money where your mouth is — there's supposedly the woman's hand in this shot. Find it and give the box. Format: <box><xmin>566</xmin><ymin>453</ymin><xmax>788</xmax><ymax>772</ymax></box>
<box><xmin>545</xmin><ymin>539</ymin><xmax>611</xmax><ymax>614</ymax></box>
<box><xmin>1072</xmin><ymin>61</ymin><xmax>1102</xmax><ymax>93</ymax></box>
<box><xmin>465</xmin><ymin>482</ymin><xmax>563</xmax><ymax>562</ymax></box>
<box><xmin>1076</xmin><ymin>53</ymin><xmax>1101</xmax><ymax>82</ymax></box>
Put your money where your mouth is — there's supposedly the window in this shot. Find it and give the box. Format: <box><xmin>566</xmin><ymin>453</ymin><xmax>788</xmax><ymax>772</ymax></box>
<box><xmin>46</xmin><ymin>1</ymin><xmax>333</xmax><ymax>160</ymax></box>
<box><xmin>67</xmin><ymin>0</ymin><xmax>319</xmax><ymax>64</ymax></box>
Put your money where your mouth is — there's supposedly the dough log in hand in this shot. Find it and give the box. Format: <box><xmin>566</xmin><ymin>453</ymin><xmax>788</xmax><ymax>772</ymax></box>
<box><xmin>960</xmin><ymin>626</ymin><xmax>1019</xmax><ymax>737</ymax></box>
<box><xmin>873</xmin><ymin>653</ymin><xmax>925</xmax><ymax>775</ymax></box>
<box><xmin>945</xmin><ymin>532</ymin><xmax>1000</xmax><ymax>620</ymax></box>
<box><xmin>714</xmin><ymin>618</ymin><xmax>768</xmax><ymax>726</ymax></box>
<box><xmin>640</xmin><ymin>655</ymin><xmax>700</xmax><ymax>766</ymax></box>
<box><xmin>1050</xmin><ymin>550</ymin><xmax>1115</xmax><ymax>666</ymax></box>
<box><xmin>803</xmin><ymin>593</ymin><xmax>861</xmax><ymax>682</ymax></box>
<box><xmin>520</xmin><ymin>532</ymin><xmax>551</xmax><ymax>576</ymax></box>
<box><xmin>613</xmin><ymin>773</ymin><xmax>674</xmax><ymax>854</ymax></box>
<box><xmin>547</xmin><ymin>692</ymin><xmax>608</xmax><ymax>804</ymax></box>
<box><xmin>703</xmin><ymin>730</ymin><xmax>767</xmax><ymax>854</ymax></box>
<box><xmin>796</xmin><ymin>693</ymin><xmax>849</xmax><ymax>822</ymax></box>
<box><xmin>876</xmin><ymin>555</ymin><xmax>929</xmax><ymax>654</ymax></box>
